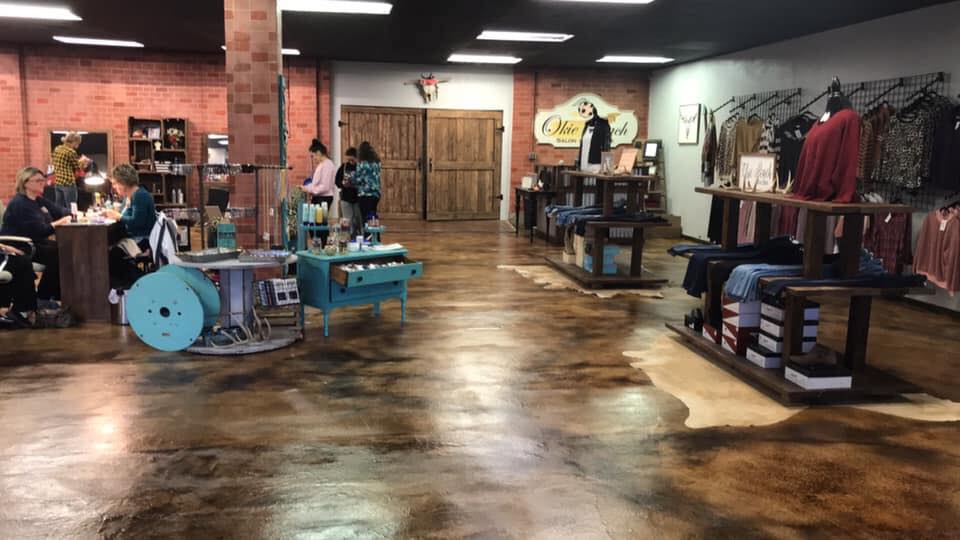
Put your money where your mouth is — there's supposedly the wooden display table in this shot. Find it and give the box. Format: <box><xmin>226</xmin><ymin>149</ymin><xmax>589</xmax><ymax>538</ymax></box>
<box><xmin>57</xmin><ymin>222</ymin><xmax>126</xmax><ymax>323</ymax></box>
<box><xmin>545</xmin><ymin>171</ymin><xmax>667</xmax><ymax>289</ymax></box>
<box><xmin>514</xmin><ymin>187</ymin><xmax>556</xmax><ymax>241</ymax></box>
<box><xmin>669</xmin><ymin>187</ymin><xmax>932</xmax><ymax>404</ymax></box>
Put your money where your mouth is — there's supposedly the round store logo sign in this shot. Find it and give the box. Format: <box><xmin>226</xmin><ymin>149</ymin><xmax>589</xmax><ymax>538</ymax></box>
<box><xmin>535</xmin><ymin>93</ymin><xmax>638</xmax><ymax>148</ymax></box>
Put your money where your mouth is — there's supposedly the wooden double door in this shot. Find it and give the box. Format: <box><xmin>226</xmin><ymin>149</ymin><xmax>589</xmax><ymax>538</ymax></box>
<box><xmin>340</xmin><ymin>106</ymin><xmax>503</xmax><ymax>220</ymax></box>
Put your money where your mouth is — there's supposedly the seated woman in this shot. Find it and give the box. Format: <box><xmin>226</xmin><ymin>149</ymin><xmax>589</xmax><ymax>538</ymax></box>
<box><xmin>0</xmin><ymin>244</ymin><xmax>38</xmax><ymax>329</ymax></box>
<box><xmin>0</xmin><ymin>167</ymin><xmax>71</xmax><ymax>303</ymax></box>
<box><xmin>103</xmin><ymin>163</ymin><xmax>157</xmax><ymax>248</ymax></box>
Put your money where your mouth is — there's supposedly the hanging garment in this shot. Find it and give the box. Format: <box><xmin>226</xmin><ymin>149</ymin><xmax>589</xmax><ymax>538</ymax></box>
<box><xmin>858</xmin><ymin>105</ymin><xmax>893</xmax><ymax>181</ymax></box>
<box><xmin>864</xmin><ymin>212</ymin><xmax>913</xmax><ymax>274</ymax></box>
<box><xmin>875</xmin><ymin>110</ymin><xmax>935</xmax><ymax>189</ymax></box>
<box><xmin>715</xmin><ymin>117</ymin><xmax>739</xmax><ymax>186</ymax></box>
<box><xmin>914</xmin><ymin>208</ymin><xmax>960</xmax><ymax>294</ymax></box>
<box><xmin>579</xmin><ymin>126</ymin><xmax>595</xmax><ymax>171</ymax></box>
<box><xmin>930</xmin><ymin>104</ymin><xmax>960</xmax><ymax>190</ymax></box>
<box><xmin>702</xmin><ymin>107</ymin><xmax>718</xmax><ymax>185</ymax></box>
<box><xmin>793</xmin><ymin>109</ymin><xmax>860</xmax><ymax>203</ymax></box>
<box><xmin>733</xmin><ymin>118</ymin><xmax>764</xmax><ymax>183</ymax></box>
<box><xmin>707</xmin><ymin>196</ymin><xmax>725</xmax><ymax>244</ymax></box>
<box><xmin>776</xmin><ymin>115</ymin><xmax>817</xmax><ymax>189</ymax></box>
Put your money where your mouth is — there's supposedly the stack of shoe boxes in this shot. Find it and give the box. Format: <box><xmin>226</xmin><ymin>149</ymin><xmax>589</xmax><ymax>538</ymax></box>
<box><xmin>721</xmin><ymin>296</ymin><xmax>760</xmax><ymax>355</ymax></box>
<box><xmin>746</xmin><ymin>296</ymin><xmax>820</xmax><ymax>368</ymax></box>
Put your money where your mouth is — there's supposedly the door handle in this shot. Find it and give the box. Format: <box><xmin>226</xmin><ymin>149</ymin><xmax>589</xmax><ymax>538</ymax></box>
<box><xmin>416</xmin><ymin>158</ymin><xmax>422</xmax><ymax>171</ymax></box>
<box><xmin>428</xmin><ymin>158</ymin><xmax>433</xmax><ymax>173</ymax></box>
<box><xmin>495</xmin><ymin>194</ymin><xmax>504</xmax><ymax>201</ymax></box>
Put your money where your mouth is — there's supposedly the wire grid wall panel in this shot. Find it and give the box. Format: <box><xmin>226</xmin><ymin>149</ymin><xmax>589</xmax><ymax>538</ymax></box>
<box><xmin>847</xmin><ymin>71</ymin><xmax>952</xmax><ymax>209</ymax></box>
<box><xmin>721</xmin><ymin>87</ymin><xmax>804</xmax><ymax>125</ymax></box>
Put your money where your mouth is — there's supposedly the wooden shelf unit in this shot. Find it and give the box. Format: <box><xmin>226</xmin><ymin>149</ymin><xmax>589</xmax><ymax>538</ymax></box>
<box><xmin>669</xmin><ymin>187</ymin><xmax>925</xmax><ymax>404</ymax></box>
<box><xmin>127</xmin><ymin>117</ymin><xmax>189</xmax><ymax>206</ymax></box>
<box><xmin>545</xmin><ymin>171</ymin><xmax>669</xmax><ymax>289</ymax></box>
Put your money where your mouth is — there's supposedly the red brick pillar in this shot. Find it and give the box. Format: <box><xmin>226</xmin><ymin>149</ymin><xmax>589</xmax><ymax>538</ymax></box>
<box><xmin>224</xmin><ymin>0</ymin><xmax>283</xmax><ymax>247</ymax></box>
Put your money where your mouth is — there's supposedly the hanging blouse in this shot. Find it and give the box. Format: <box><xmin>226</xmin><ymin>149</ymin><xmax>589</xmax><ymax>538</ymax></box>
<box><xmin>776</xmin><ymin>115</ymin><xmax>816</xmax><ymax>189</ymax></box>
<box><xmin>715</xmin><ymin>117</ymin><xmax>739</xmax><ymax>185</ymax></box>
<box><xmin>793</xmin><ymin>108</ymin><xmax>860</xmax><ymax>203</ymax></box>
<box><xmin>914</xmin><ymin>208</ymin><xmax>960</xmax><ymax>294</ymax></box>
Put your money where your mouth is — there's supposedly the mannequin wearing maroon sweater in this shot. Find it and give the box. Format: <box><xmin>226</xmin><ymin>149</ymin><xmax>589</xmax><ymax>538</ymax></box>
<box><xmin>792</xmin><ymin>108</ymin><xmax>861</xmax><ymax>203</ymax></box>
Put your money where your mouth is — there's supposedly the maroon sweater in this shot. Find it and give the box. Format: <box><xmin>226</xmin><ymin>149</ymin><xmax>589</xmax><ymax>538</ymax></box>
<box><xmin>793</xmin><ymin>109</ymin><xmax>861</xmax><ymax>203</ymax></box>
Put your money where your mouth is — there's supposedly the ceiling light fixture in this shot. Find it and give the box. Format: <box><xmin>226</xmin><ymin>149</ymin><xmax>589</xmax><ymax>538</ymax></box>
<box><xmin>217</xmin><ymin>140</ymin><xmax>229</xmax><ymax>146</ymax></box>
<box><xmin>448</xmin><ymin>53</ymin><xmax>522</xmax><ymax>65</ymax></box>
<box><xmin>208</xmin><ymin>134</ymin><xmax>228</xmax><ymax>140</ymax></box>
<box><xmin>477</xmin><ymin>30</ymin><xmax>573</xmax><ymax>43</ymax></box>
<box><xmin>597</xmin><ymin>55</ymin><xmax>674</xmax><ymax>64</ymax></box>
<box><xmin>53</xmin><ymin>36</ymin><xmax>143</xmax><ymax>48</ymax></box>
<box><xmin>0</xmin><ymin>3</ymin><xmax>81</xmax><ymax>21</ymax></box>
<box><xmin>552</xmin><ymin>0</ymin><xmax>654</xmax><ymax>4</ymax></box>
<box><xmin>279</xmin><ymin>0</ymin><xmax>392</xmax><ymax>15</ymax></box>
<box><xmin>221</xmin><ymin>45</ymin><xmax>301</xmax><ymax>56</ymax></box>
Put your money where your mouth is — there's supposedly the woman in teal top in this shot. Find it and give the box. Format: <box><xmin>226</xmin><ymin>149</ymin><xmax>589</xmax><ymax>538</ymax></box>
<box><xmin>103</xmin><ymin>163</ymin><xmax>157</xmax><ymax>247</ymax></box>
<box><xmin>354</xmin><ymin>141</ymin><xmax>382</xmax><ymax>222</ymax></box>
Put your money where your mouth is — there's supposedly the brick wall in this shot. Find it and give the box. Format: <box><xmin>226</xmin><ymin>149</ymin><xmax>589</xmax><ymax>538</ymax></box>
<box><xmin>510</xmin><ymin>68</ymin><xmax>650</xmax><ymax>206</ymax></box>
<box><xmin>0</xmin><ymin>45</ymin><xmax>327</xmax><ymax>203</ymax></box>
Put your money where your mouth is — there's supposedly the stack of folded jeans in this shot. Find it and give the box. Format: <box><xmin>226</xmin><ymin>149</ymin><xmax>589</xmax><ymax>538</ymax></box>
<box><xmin>682</xmin><ymin>236</ymin><xmax>803</xmax><ymax>298</ymax></box>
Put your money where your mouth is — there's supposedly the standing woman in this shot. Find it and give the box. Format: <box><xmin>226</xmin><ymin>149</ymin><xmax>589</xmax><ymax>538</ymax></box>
<box><xmin>102</xmin><ymin>164</ymin><xmax>157</xmax><ymax>249</ymax></box>
<box><xmin>354</xmin><ymin>141</ymin><xmax>382</xmax><ymax>223</ymax></box>
<box><xmin>50</xmin><ymin>131</ymin><xmax>90</xmax><ymax>208</ymax></box>
<box><xmin>301</xmin><ymin>139</ymin><xmax>336</xmax><ymax>207</ymax></box>
<box><xmin>0</xmin><ymin>167</ymin><xmax>72</xmax><ymax>303</ymax></box>
<box><xmin>336</xmin><ymin>147</ymin><xmax>359</xmax><ymax>236</ymax></box>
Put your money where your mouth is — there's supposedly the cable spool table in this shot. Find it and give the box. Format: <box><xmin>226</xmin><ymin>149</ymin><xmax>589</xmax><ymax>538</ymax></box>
<box><xmin>127</xmin><ymin>255</ymin><xmax>302</xmax><ymax>355</ymax></box>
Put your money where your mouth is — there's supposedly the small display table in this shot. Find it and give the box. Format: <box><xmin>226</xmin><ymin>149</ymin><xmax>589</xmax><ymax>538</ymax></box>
<box><xmin>57</xmin><ymin>221</ymin><xmax>126</xmax><ymax>322</ymax></box>
<box><xmin>514</xmin><ymin>187</ymin><xmax>556</xmax><ymax>241</ymax></box>
<box><xmin>297</xmin><ymin>247</ymin><xmax>422</xmax><ymax>337</ymax></box>
<box><xmin>545</xmin><ymin>171</ymin><xmax>667</xmax><ymax>288</ymax></box>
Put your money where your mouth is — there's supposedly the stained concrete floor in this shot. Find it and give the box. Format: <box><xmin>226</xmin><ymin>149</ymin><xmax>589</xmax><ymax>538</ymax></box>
<box><xmin>1</xmin><ymin>221</ymin><xmax>960</xmax><ymax>539</ymax></box>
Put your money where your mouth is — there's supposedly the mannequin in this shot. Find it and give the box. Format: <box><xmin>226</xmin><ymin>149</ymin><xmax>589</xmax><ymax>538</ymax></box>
<box><xmin>577</xmin><ymin>101</ymin><xmax>612</xmax><ymax>172</ymax></box>
<box><xmin>824</xmin><ymin>77</ymin><xmax>852</xmax><ymax>117</ymax></box>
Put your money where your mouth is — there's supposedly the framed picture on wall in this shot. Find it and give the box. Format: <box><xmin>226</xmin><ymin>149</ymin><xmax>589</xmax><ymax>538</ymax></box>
<box><xmin>678</xmin><ymin>104</ymin><xmax>701</xmax><ymax>145</ymax></box>
<box><xmin>738</xmin><ymin>153</ymin><xmax>777</xmax><ymax>192</ymax></box>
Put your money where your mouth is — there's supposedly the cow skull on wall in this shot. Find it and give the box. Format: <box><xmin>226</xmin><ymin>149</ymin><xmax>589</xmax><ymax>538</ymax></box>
<box><xmin>404</xmin><ymin>73</ymin><xmax>449</xmax><ymax>104</ymax></box>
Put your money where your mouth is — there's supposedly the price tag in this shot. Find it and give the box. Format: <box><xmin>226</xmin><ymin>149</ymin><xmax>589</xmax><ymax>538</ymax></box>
<box><xmin>794</xmin><ymin>129</ymin><xmax>803</xmax><ymax>139</ymax></box>
<box><xmin>941</xmin><ymin>219</ymin><xmax>949</xmax><ymax>232</ymax></box>
<box><xmin>884</xmin><ymin>213</ymin><xmax>892</xmax><ymax>224</ymax></box>
<box><xmin>820</xmin><ymin>112</ymin><xmax>831</xmax><ymax>123</ymax></box>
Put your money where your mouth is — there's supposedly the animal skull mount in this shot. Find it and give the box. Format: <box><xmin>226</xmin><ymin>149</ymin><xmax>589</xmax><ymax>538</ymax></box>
<box><xmin>404</xmin><ymin>73</ymin><xmax>449</xmax><ymax>104</ymax></box>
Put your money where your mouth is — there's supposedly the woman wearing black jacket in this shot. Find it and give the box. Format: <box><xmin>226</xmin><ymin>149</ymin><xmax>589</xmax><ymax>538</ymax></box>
<box><xmin>0</xmin><ymin>167</ymin><xmax>71</xmax><ymax>302</ymax></box>
<box><xmin>336</xmin><ymin>147</ymin><xmax>360</xmax><ymax>236</ymax></box>
<box><xmin>0</xmin><ymin>244</ymin><xmax>38</xmax><ymax>328</ymax></box>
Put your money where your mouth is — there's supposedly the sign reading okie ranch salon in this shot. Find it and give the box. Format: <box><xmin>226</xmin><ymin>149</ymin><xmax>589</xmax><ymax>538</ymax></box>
<box><xmin>534</xmin><ymin>93</ymin><xmax>639</xmax><ymax>148</ymax></box>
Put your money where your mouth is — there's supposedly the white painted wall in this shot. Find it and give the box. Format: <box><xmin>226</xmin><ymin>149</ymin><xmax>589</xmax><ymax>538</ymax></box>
<box><xmin>649</xmin><ymin>1</ymin><xmax>960</xmax><ymax>311</ymax></box>
<box><xmin>330</xmin><ymin>61</ymin><xmax>515</xmax><ymax>219</ymax></box>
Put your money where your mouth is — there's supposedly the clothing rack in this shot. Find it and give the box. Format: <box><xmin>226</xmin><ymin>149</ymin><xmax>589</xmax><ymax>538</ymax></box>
<box><xmin>712</xmin><ymin>97</ymin><xmax>735</xmax><ymax>114</ymax></box>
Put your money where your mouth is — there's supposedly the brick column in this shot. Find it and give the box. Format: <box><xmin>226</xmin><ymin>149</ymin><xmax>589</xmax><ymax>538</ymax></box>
<box><xmin>224</xmin><ymin>0</ymin><xmax>283</xmax><ymax>246</ymax></box>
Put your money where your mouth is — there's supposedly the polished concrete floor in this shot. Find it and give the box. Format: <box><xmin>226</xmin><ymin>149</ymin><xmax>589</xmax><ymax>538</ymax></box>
<box><xmin>1</xmin><ymin>221</ymin><xmax>959</xmax><ymax>539</ymax></box>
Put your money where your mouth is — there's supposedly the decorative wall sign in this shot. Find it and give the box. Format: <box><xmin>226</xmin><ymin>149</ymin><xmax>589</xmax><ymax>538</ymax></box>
<box><xmin>403</xmin><ymin>73</ymin><xmax>450</xmax><ymax>104</ymax></box>
<box><xmin>738</xmin><ymin>153</ymin><xmax>777</xmax><ymax>192</ymax></box>
<box><xmin>678</xmin><ymin>103</ymin><xmax>701</xmax><ymax>145</ymax></box>
<box><xmin>534</xmin><ymin>93</ymin><xmax>639</xmax><ymax>148</ymax></box>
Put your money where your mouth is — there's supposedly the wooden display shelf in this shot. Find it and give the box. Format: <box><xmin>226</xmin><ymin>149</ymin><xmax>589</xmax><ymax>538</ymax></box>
<box><xmin>757</xmin><ymin>276</ymin><xmax>935</xmax><ymax>299</ymax></box>
<box><xmin>546</xmin><ymin>256</ymin><xmax>667</xmax><ymax>288</ymax></box>
<box><xmin>564</xmin><ymin>171</ymin><xmax>658</xmax><ymax>182</ymax></box>
<box><xmin>666</xmin><ymin>323</ymin><xmax>919</xmax><ymax>405</ymax></box>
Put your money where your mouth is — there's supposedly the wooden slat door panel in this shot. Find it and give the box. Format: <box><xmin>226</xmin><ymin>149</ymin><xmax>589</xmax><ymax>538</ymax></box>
<box><xmin>426</xmin><ymin>110</ymin><xmax>502</xmax><ymax>221</ymax></box>
<box><xmin>340</xmin><ymin>106</ymin><xmax>423</xmax><ymax>218</ymax></box>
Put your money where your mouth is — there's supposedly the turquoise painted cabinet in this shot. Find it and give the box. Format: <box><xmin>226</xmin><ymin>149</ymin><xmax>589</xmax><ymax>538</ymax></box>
<box><xmin>296</xmin><ymin>247</ymin><xmax>422</xmax><ymax>337</ymax></box>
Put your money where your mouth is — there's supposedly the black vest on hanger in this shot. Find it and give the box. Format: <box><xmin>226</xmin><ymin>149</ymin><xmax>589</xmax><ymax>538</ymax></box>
<box><xmin>579</xmin><ymin>116</ymin><xmax>612</xmax><ymax>165</ymax></box>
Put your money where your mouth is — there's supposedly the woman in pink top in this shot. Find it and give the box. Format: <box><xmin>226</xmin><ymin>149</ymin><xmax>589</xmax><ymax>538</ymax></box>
<box><xmin>301</xmin><ymin>139</ymin><xmax>337</xmax><ymax>206</ymax></box>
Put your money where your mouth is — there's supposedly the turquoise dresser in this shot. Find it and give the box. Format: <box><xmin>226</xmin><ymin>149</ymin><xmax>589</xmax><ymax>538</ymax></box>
<box><xmin>296</xmin><ymin>247</ymin><xmax>423</xmax><ymax>337</ymax></box>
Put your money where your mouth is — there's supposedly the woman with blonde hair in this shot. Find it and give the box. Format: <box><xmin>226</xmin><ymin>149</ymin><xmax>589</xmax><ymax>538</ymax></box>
<box><xmin>0</xmin><ymin>166</ymin><xmax>71</xmax><ymax>303</ymax></box>
<box><xmin>50</xmin><ymin>131</ymin><xmax>91</xmax><ymax>208</ymax></box>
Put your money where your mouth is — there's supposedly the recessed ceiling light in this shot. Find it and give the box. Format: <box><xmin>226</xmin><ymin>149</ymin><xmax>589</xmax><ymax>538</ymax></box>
<box><xmin>597</xmin><ymin>55</ymin><xmax>674</xmax><ymax>64</ymax></box>
<box><xmin>279</xmin><ymin>0</ymin><xmax>392</xmax><ymax>15</ymax></box>
<box><xmin>448</xmin><ymin>53</ymin><xmax>522</xmax><ymax>65</ymax></box>
<box><xmin>552</xmin><ymin>0</ymin><xmax>654</xmax><ymax>3</ymax></box>
<box><xmin>208</xmin><ymin>134</ymin><xmax>228</xmax><ymax>140</ymax></box>
<box><xmin>0</xmin><ymin>3</ymin><xmax>81</xmax><ymax>21</ymax></box>
<box><xmin>53</xmin><ymin>36</ymin><xmax>143</xmax><ymax>48</ymax></box>
<box><xmin>221</xmin><ymin>45</ymin><xmax>302</xmax><ymax>56</ymax></box>
<box><xmin>217</xmin><ymin>140</ymin><xmax>229</xmax><ymax>146</ymax></box>
<box><xmin>477</xmin><ymin>30</ymin><xmax>573</xmax><ymax>43</ymax></box>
